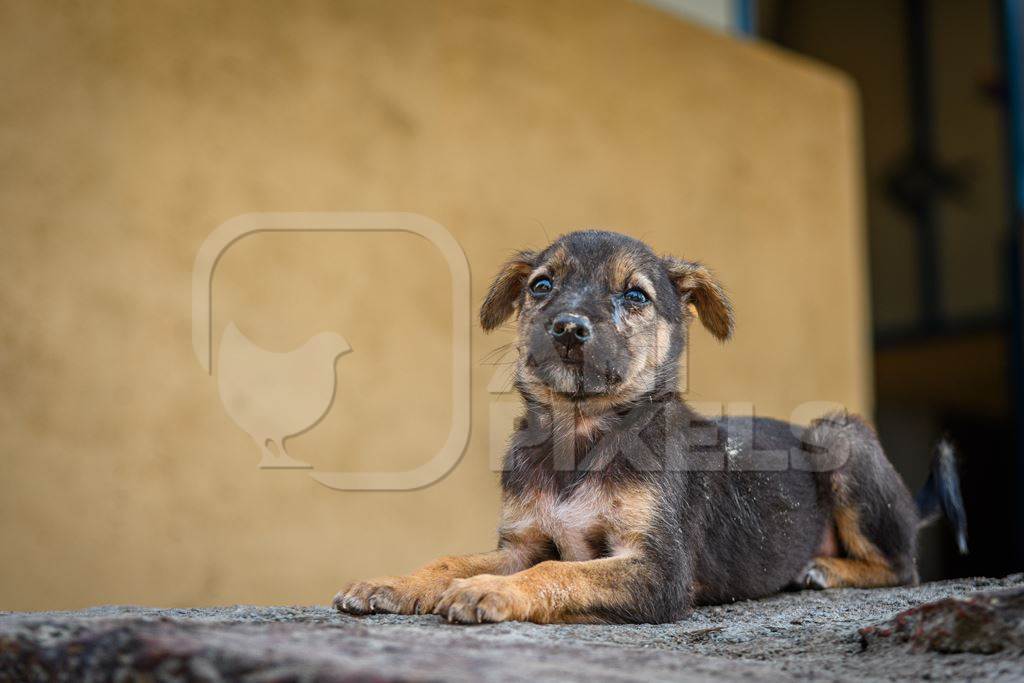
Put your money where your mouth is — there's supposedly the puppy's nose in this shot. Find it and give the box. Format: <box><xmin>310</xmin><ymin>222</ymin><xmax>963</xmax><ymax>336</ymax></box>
<box><xmin>548</xmin><ymin>313</ymin><xmax>592</xmax><ymax>347</ymax></box>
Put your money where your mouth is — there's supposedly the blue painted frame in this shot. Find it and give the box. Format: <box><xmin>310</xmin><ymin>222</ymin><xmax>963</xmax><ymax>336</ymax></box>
<box><xmin>1003</xmin><ymin>0</ymin><xmax>1024</xmax><ymax>568</ymax></box>
<box><xmin>734</xmin><ymin>0</ymin><xmax>756</xmax><ymax>36</ymax></box>
<box><xmin>1007</xmin><ymin>0</ymin><xmax>1023</xmax><ymax>212</ymax></box>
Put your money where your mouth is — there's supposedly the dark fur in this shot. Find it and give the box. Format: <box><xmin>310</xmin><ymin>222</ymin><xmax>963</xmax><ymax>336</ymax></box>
<box><xmin>334</xmin><ymin>230</ymin><xmax>967</xmax><ymax>624</ymax></box>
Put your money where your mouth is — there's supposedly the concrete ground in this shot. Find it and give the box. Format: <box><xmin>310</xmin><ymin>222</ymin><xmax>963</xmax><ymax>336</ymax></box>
<box><xmin>1</xmin><ymin>575</ymin><xmax>1022</xmax><ymax>682</ymax></box>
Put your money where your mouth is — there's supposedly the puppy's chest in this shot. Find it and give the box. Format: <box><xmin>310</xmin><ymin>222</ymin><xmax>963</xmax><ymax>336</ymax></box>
<box><xmin>506</xmin><ymin>489</ymin><xmax>613</xmax><ymax>561</ymax></box>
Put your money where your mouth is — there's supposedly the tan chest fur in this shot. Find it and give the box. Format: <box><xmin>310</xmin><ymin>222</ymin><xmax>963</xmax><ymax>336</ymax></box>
<box><xmin>502</xmin><ymin>485</ymin><xmax>654</xmax><ymax>562</ymax></box>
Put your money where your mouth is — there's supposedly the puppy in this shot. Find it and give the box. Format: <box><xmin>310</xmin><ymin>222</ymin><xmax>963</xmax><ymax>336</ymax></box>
<box><xmin>334</xmin><ymin>230</ymin><xmax>967</xmax><ymax>624</ymax></box>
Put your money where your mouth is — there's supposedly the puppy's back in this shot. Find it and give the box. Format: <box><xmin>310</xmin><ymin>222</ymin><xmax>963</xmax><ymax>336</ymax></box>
<box><xmin>685</xmin><ymin>416</ymin><xmax>827</xmax><ymax>605</ymax></box>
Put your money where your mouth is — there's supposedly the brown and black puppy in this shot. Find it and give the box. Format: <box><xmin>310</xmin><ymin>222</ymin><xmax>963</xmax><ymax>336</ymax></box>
<box><xmin>334</xmin><ymin>230</ymin><xmax>967</xmax><ymax>624</ymax></box>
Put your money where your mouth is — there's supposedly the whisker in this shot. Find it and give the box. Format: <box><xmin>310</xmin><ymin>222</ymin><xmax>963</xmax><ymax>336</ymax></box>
<box><xmin>480</xmin><ymin>343</ymin><xmax>514</xmax><ymax>363</ymax></box>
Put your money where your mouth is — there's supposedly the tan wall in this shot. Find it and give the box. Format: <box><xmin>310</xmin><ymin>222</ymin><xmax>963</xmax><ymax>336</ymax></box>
<box><xmin>0</xmin><ymin>0</ymin><xmax>869</xmax><ymax>610</ymax></box>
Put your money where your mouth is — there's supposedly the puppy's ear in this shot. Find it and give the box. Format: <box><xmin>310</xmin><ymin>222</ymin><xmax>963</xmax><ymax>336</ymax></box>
<box><xmin>480</xmin><ymin>250</ymin><xmax>538</xmax><ymax>332</ymax></box>
<box><xmin>662</xmin><ymin>257</ymin><xmax>734</xmax><ymax>341</ymax></box>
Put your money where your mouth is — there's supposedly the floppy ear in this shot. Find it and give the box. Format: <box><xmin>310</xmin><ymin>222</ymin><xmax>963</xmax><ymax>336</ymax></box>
<box><xmin>662</xmin><ymin>257</ymin><xmax>734</xmax><ymax>341</ymax></box>
<box><xmin>480</xmin><ymin>250</ymin><xmax>538</xmax><ymax>331</ymax></box>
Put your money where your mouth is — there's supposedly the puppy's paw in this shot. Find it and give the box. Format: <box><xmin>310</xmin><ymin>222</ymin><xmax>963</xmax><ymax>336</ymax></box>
<box><xmin>332</xmin><ymin>579</ymin><xmax>389</xmax><ymax>615</ymax></box>
<box><xmin>433</xmin><ymin>575</ymin><xmax>530</xmax><ymax>624</ymax></box>
<box><xmin>333</xmin><ymin>576</ymin><xmax>447</xmax><ymax>616</ymax></box>
<box><xmin>797</xmin><ymin>560</ymin><xmax>831</xmax><ymax>590</ymax></box>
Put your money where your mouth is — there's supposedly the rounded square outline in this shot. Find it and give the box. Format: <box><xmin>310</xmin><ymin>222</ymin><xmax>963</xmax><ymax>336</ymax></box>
<box><xmin>192</xmin><ymin>212</ymin><xmax>470</xmax><ymax>490</ymax></box>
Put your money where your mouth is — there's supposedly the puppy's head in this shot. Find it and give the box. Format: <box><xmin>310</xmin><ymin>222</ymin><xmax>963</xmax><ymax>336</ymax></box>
<box><xmin>481</xmin><ymin>231</ymin><xmax>733</xmax><ymax>407</ymax></box>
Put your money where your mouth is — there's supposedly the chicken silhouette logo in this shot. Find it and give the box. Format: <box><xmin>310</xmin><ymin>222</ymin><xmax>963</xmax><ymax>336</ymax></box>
<box><xmin>217</xmin><ymin>322</ymin><xmax>351</xmax><ymax>469</ymax></box>
<box><xmin>192</xmin><ymin>212</ymin><xmax>471</xmax><ymax>490</ymax></box>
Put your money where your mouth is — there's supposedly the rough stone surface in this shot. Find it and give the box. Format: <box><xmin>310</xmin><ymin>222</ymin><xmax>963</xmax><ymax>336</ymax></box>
<box><xmin>859</xmin><ymin>585</ymin><xmax>1024</xmax><ymax>656</ymax></box>
<box><xmin>2</xmin><ymin>576</ymin><xmax>1023</xmax><ymax>682</ymax></box>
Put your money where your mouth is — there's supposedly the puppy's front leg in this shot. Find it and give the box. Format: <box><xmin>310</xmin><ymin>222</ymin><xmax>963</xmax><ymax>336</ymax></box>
<box><xmin>434</xmin><ymin>553</ymin><xmax>672</xmax><ymax>624</ymax></box>
<box><xmin>334</xmin><ymin>549</ymin><xmax>527</xmax><ymax>616</ymax></box>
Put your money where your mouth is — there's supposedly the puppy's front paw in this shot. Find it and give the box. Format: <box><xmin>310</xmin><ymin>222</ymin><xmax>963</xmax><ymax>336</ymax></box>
<box><xmin>797</xmin><ymin>560</ymin><xmax>831</xmax><ymax>590</ymax></box>
<box><xmin>333</xmin><ymin>576</ymin><xmax>447</xmax><ymax>616</ymax></box>
<box><xmin>332</xmin><ymin>579</ymin><xmax>388</xmax><ymax>615</ymax></box>
<box><xmin>433</xmin><ymin>575</ymin><xmax>530</xmax><ymax>624</ymax></box>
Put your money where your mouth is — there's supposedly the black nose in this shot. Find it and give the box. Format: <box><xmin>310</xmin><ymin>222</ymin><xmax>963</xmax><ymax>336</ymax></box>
<box><xmin>548</xmin><ymin>313</ymin><xmax>592</xmax><ymax>347</ymax></box>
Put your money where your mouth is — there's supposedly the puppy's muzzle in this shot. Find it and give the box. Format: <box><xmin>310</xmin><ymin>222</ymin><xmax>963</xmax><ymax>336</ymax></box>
<box><xmin>548</xmin><ymin>313</ymin><xmax>592</xmax><ymax>350</ymax></box>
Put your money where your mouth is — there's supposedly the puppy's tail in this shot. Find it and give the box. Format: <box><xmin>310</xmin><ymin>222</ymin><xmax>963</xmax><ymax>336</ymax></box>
<box><xmin>915</xmin><ymin>438</ymin><xmax>968</xmax><ymax>555</ymax></box>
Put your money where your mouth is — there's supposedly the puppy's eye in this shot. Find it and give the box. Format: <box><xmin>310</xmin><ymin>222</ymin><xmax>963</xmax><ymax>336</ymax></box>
<box><xmin>530</xmin><ymin>277</ymin><xmax>553</xmax><ymax>296</ymax></box>
<box><xmin>624</xmin><ymin>288</ymin><xmax>649</xmax><ymax>304</ymax></box>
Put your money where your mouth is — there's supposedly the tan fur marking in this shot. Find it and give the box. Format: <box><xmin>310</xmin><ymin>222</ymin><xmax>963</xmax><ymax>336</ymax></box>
<box><xmin>544</xmin><ymin>243</ymin><xmax>572</xmax><ymax>277</ymax></box>
<box><xmin>834</xmin><ymin>505</ymin><xmax>887</xmax><ymax>564</ymax></box>
<box><xmin>650</xmin><ymin>317</ymin><xmax>674</xmax><ymax>369</ymax></box>
<box><xmin>810</xmin><ymin>557</ymin><xmax>898</xmax><ymax>588</ymax></box>
<box><xmin>499</xmin><ymin>493</ymin><xmax>561</xmax><ymax>559</ymax></box>
<box><xmin>809</xmin><ymin>504</ymin><xmax>897</xmax><ymax>588</ymax></box>
<box><xmin>446</xmin><ymin>485</ymin><xmax>659</xmax><ymax>623</ymax></box>
<box><xmin>334</xmin><ymin>549</ymin><xmax>524</xmax><ymax>616</ymax></box>
<box><xmin>550</xmin><ymin>390</ymin><xmax>635</xmax><ymax>417</ymax></box>
<box><xmin>434</xmin><ymin>553</ymin><xmax>655</xmax><ymax>624</ymax></box>
<box><xmin>663</xmin><ymin>257</ymin><xmax>734</xmax><ymax>341</ymax></box>
<box><xmin>606</xmin><ymin>485</ymin><xmax>659</xmax><ymax>552</ymax></box>
<box><xmin>817</xmin><ymin>523</ymin><xmax>839</xmax><ymax>557</ymax></box>
<box><xmin>573</xmin><ymin>412</ymin><xmax>610</xmax><ymax>440</ymax></box>
<box><xmin>629</xmin><ymin>273</ymin><xmax>657</xmax><ymax>301</ymax></box>
<box><xmin>500</xmin><ymin>485</ymin><xmax>656</xmax><ymax>562</ymax></box>
<box><xmin>609</xmin><ymin>250</ymin><xmax>641</xmax><ymax>290</ymax></box>
<box><xmin>515</xmin><ymin>554</ymin><xmax>650</xmax><ymax>622</ymax></box>
<box><xmin>480</xmin><ymin>250</ymin><xmax>536</xmax><ymax>331</ymax></box>
<box><xmin>416</xmin><ymin>552</ymin><xmax>516</xmax><ymax>581</ymax></box>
